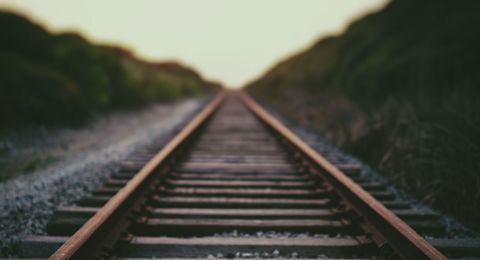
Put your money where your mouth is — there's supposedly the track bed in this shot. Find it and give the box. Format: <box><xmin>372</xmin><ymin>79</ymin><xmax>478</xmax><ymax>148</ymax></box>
<box><xmin>18</xmin><ymin>93</ymin><xmax>480</xmax><ymax>259</ymax></box>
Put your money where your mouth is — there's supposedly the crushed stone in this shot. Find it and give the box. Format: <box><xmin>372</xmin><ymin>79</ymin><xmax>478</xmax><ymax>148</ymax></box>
<box><xmin>0</xmin><ymin>98</ymin><xmax>205</xmax><ymax>256</ymax></box>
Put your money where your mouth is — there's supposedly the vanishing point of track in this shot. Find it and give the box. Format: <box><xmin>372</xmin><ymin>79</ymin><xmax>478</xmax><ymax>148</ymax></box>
<box><xmin>19</xmin><ymin>92</ymin><xmax>477</xmax><ymax>259</ymax></box>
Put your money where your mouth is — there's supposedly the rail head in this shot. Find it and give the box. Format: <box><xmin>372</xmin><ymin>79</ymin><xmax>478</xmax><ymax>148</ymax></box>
<box><xmin>239</xmin><ymin>92</ymin><xmax>446</xmax><ymax>260</ymax></box>
<box><xmin>49</xmin><ymin>91</ymin><xmax>226</xmax><ymax>260</ymax></box>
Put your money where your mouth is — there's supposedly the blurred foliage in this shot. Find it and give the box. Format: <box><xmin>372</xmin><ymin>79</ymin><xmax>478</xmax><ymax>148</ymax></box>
<box><xmin>247</xmin><ymin>0</ymin><xmax>480</xmax><ymax>231</ymax></box>
<box><xmin>0</xmin><ymin>11</ymin><xmax>220</xmax><ymax>129</ymax></box>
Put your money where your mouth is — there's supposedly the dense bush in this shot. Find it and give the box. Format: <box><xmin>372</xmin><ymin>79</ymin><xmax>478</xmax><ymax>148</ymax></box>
<box><xmin>0</xmin><ymin>11</ymin><xmax>220</xmax><ymax>129</ymax></box>
<box><xmin>247</xmin><ymin>0</ymin><xmax>480</xmax><ymax>230</ymax></box>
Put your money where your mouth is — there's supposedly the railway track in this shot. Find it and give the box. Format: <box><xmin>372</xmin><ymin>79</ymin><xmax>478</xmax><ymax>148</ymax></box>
<box><xmin>17</xmin><ymin>92</ymin><xmax>480</xmax><ymax>259</ymax></box>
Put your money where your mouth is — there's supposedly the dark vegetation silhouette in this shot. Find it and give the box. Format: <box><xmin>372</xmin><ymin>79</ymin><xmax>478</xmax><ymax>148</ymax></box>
<box><xmin>247</xmin><ymin>0</ymin><xmax>480</xmax><ymax>231</ymax></box>
<box><xmin>0</xmin><ymin>11</ymin><xmax>220</xmax><ymax>130</ymax></box>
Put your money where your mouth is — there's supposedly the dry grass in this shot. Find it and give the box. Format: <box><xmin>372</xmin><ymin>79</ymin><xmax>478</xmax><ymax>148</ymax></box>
<box><xmin>247</xmin><ymin>0</ymin><xmax>480</xmax><ymax>231</ymax></box>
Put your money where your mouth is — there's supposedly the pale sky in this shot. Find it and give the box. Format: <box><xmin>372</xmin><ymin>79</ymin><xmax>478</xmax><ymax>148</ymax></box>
<box><xmin>0</xmin><ymin>0</ymin><xmax>388</xmax><ymax>88</ymax></box>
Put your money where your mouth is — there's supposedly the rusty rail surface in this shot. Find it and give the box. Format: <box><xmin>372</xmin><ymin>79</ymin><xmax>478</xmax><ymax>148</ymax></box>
<box><xmin>42</xmin><ymin>91</ymin><xmax>452</xmax><ymax>259</ymax></box>
<box><xmin>240</xmin><ymin>92</ymin><xmax>446</xmax><ymax>260</ymax></box>
<box><xmin>49</xmin><ymin>92</ymin><xmax>226</xmax><ymax>259</ymax></box>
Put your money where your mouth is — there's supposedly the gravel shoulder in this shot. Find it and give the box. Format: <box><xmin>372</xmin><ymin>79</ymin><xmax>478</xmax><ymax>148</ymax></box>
<box><xmin>0</xmin><ymin>97</ymin><xmax>205</xmax><ymax>255</ymax></box>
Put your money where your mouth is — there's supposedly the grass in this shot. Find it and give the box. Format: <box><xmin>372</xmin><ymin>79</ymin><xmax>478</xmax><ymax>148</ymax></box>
<box><xmin>247</xmin><ymin>0</ymin><xmax>480</xmax><ymax>231</ymax></box>
<box><xmin>0</xmin><ymin>11</ymin><xmax>221</xmax><ymax>131</ymax></box>
<box><xmin>0</xmin><ymin>156</ymin><xmax>58</xmax><ymax>182</ymax></box>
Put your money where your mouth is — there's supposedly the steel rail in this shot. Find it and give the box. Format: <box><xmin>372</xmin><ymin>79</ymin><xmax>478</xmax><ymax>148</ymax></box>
<box><xmin>240</xmin><ymin>92</ymin><xmax>447</xmax><ymax>260</ymax></box>
<box><xmin>49</xmin><ymin>91</ymin><xmax>226</xmax><ymax>260</ymax></box>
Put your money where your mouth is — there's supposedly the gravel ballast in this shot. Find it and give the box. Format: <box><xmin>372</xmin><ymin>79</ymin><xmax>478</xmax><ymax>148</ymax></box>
<box><xmin>0</xmin><ymin>98</ymin><xmax>204</xmax><ymax>256</ymax></box>
<box><xmin>1</xmin><ymin>96</ymin><xmax>477</xmax><ymax>257</ymax></box>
